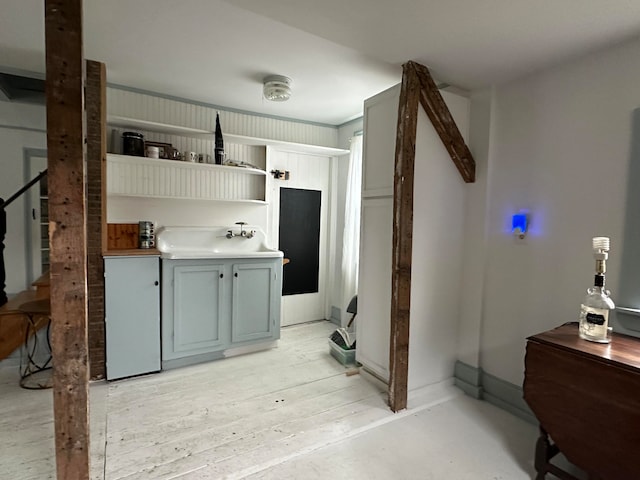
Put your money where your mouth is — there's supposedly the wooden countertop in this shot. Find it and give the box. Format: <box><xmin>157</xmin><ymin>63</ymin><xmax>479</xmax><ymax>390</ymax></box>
<box><xmin>528</xmin><ymin>322</ymin><xmax>640</xmax><ymax>371</ymax></box>
<box><xmin>103</xmin><ymin>248</ymin><xmax>160</xmax><ymax>257</ymax></box>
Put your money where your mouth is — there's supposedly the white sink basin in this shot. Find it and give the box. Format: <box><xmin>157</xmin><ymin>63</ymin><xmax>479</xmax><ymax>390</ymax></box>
<box><xmin>156</xmin><ymin>226</ymin><xmax>283</xmax><ymax>259</ymax></box>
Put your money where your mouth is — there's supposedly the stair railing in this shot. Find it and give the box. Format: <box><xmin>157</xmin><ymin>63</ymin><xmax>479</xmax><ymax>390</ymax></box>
<box><xmin>0</xmin><ymin>169</ymin><xmax>48</xmax><ymax>306</ymax></box>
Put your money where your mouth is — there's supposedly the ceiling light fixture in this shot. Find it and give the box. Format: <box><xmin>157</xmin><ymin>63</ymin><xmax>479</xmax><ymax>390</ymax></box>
<box><xmin>263</xmin><ymin>75</ymin><xmax>292</xmax><ymax>102</ymax></box>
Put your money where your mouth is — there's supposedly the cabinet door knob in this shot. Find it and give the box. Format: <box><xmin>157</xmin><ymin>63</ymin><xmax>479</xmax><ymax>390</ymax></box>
<box><xmin>154</xmin><ymin>281</ymin><xmax>159</xmax><ymax>286</ymax></box>
<box><xmin>220</xmin><ymin>273</ymin><xmax>224</xmax><ymax>278</ymax></box>
<box><xmin>234</xmin><ymin>272</ymin><xmax>238</xmax><ymax>278</ymax></box>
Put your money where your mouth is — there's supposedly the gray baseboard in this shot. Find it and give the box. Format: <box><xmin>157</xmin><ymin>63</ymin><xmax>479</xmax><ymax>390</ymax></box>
<box><xmin>454</xmin><ymin>360</ymin><xmax>537</xmax><ymax>425</ymax></box>
<box><xmin>162</xmin><ymin>350</ymin><xmax>225</xmax><ymax>370</ymax></box>
<box><xmin>453</xmin><ymin>360</ymin><xmax>483</xmax><ymax>398</ymax></box>
<box><xmin>330</xmin><ymin>306</ymin><xmax>341</xmax><ymax>326</ymax></box>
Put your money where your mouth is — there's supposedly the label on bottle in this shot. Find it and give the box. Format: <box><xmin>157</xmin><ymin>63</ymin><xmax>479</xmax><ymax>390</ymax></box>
<box><xmin>579</xmin><ymin>305</ymin><xmax>610</xmax><ymax>342</ymax></box>
<box><xmin>585</xmin><ymin>312</ymin><xmax>605</xmax><ymax>325</ymax></box>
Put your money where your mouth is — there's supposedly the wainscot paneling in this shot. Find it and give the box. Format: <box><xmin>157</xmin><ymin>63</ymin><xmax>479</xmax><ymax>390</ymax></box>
<box><xmin>106</xmin><ymin>87</ymin><xmax>338</xmax><ymax>148</ymax></box>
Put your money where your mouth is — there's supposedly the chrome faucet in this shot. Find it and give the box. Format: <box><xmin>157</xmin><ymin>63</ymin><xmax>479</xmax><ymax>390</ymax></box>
<box><xmin>227</xmin><ymin>222</ymin><xmax>256</xmax><ymax>239</ymax></box>
<box><xmin>237</xmin><ymin>222</ymin><xmax>247</xmax><ymax>236</ymax></box>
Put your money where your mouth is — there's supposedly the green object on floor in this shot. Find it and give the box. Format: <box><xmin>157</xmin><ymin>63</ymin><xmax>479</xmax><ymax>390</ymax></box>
<box><xmin>328</xmin><ymin>338</ymin><xmax>357</xmax><ymax>366</ymax></box>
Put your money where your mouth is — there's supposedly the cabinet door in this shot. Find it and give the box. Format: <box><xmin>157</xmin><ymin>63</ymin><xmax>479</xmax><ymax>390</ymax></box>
<box><xmin>356</xmin><ymin>198</ymin><xmax>393</xmax><ymax>381</ymax></box>
<box><xmin>105</xmin><ymin>256</ymin><xmax>160</xmax><ymax>380</ymax></box>
<box><xmin>172</xmin><ymin>264</ymin><xmax>225</xmax><ymax>356</ymax></box>
<box><xmin>362</xmin><ymin>84</ymin><xmax>400</xmax><ymax>197</ymax></box>
<box><xmin>232</xmin><ymin>262</ymin><xmax>278</xmax><ymax>343</ymax></box>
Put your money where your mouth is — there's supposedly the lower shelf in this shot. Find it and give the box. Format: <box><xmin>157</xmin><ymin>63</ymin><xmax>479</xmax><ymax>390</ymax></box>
<box><xmin>108</xmin><ymin>193</ymin><xmax>268</xmax><ymax>205</ymax></box>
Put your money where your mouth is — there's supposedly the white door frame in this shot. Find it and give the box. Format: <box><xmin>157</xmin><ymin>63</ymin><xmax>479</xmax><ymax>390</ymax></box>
<box><xmin>266</xmin><ymin>147</ymin><xmax>333</xmax><ymax>326</ymax></box>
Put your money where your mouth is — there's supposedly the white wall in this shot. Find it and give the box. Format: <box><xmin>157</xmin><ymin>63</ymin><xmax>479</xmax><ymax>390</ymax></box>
<box><xmin>457</xmin><ymin>89</ymin><xmax>493</xmax><ymax>368</ymax></box>
<box><xmin>108</xmin><ymin>197</ymin><xmax>268</xmax><ymax>230</ymax></box>
<box><xmin>0</xmin><ymin>101</ymin><xmax>47</xmax><ymax>294</ymax></box>
<box><xmin>408</xmin><ymin>104</ymin><xmax>468</xmax><ymax>390</ymax></box>
<box><xmin>408</xmin><ymin>91</ymin><xmax>470</xmax><ymax>390</ymax></box>
<box><xmin>472</xmin><ymin>36</ymin><xmax>640</xmax><ymax>386</ymax></box>
<box><xmin>337</xmin><ymin>118</ymin><xmax>363</xmax><ymax>150</ymax></box>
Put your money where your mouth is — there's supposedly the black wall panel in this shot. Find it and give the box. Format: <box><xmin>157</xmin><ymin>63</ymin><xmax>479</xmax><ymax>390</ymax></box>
<box><xmin>279</xmin><ymin>188</ymin><xmax>321</xmax><ymax>296</ymax></box>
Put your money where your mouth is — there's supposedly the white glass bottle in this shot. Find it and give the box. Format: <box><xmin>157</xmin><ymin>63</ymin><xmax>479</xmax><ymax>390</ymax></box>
<box><xmin>579</xmin><ymin>274</ymin><xmax>614</xmax><ymax>343</ymax></box>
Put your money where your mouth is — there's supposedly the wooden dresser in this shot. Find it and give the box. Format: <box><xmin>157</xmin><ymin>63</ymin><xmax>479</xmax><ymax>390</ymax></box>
<box><xmin>524</xmin><ymin>323</ymin><xmax>640</xmax><ymax>480</ymax></box>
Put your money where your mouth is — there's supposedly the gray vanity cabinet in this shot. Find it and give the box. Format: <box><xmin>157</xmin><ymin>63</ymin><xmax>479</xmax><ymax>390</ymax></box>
<box><xmin>162</xmin><ymin>257</ymin><xmax>282</xmax><ymax>369</ymax></box>
<box><xmin>105</xmin><ymin>255</ymin><xmax>161</xmax><ymax>380</ymax></box>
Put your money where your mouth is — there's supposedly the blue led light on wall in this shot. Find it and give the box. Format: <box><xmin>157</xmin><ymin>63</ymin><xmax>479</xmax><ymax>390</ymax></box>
<box><xmin>512</xmin><ymin>213</ymin><xmax>528</xmax><ymax>239</ymax></box>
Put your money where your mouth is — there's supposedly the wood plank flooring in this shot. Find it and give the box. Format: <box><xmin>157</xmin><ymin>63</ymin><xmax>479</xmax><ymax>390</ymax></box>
<box><xmin>0</xmin><ymin>320</ymin><xmax>541</xmax><ymax>479</ymax></box>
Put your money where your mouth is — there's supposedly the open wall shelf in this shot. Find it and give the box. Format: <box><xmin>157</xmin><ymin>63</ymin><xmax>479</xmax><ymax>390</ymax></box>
<box><xmin>108</xmin><ymin>115</ymin><xmax>350</xmax><ymax>157</ymax></box>
<box><xmin>107</xmin><ymin>154</ymin><xmax>267</xmax><ymax>203</ymax></box>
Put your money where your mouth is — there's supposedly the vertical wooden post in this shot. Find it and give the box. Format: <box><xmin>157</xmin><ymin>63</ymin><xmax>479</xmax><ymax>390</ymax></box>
<box><xmin>45</xmin><ymin>1</ymin><xmax>90</xmax><ymax>478</ymax></box>
<box><xmin>388</xmin><ymin>62</ymin><xmax>420</xmax><ymax>412</ymax></box>
<box><xmin>86</xmin><ymin>60</ymin><xmax>107</xmax><ymax>379</ymax></box>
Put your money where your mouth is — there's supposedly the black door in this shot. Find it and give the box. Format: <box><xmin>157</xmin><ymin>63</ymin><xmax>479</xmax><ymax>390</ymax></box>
<box><xmin>278</xmin><ymin>187</ymin><xmax>321</xmax><ymax>296</ymax></box>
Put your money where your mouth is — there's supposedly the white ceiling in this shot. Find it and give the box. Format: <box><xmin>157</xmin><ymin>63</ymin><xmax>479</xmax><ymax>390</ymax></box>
<box><xmin>1</xmin><ymin>0</ymin><xmax>640</xmax><ymax>125</ymax></box>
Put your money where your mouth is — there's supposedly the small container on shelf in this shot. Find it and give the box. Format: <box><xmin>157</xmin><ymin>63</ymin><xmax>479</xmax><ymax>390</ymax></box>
<box><xmin>139</xmin><ymin>221</ymin><xmax>155</xmax><ymax>249</ymax></box>
<box><xmin>146</xmin><ymin>146</ymin><xmax>160</xmax><ymax>159</ymax></box>
<box><xmin>122</xmin><ymin>131</ymin><xmax>145</xmax><ymax>156</ymax></box>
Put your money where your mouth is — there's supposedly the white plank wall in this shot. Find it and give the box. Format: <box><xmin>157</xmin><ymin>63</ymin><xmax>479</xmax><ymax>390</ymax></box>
<box><xmin>107</xmin><ymin>87</ymin><xmax>339</xmax><ymax>148</ymax></box>
<box><xmin>107</xmin><ymin>155</ymin><xmax>266</xmax><ymax>201</ymax></box>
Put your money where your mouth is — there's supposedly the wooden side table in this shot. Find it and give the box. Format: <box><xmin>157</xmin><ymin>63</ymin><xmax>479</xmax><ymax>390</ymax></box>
<box><xmin>524</xmin><ymin>322</ymin><xmax>640</xmax><ymax>479</ymax></box>
<box><xmin>18</xmin><ymin>298</ymin><xmax>52</xmax><ymax>389</ymax></box>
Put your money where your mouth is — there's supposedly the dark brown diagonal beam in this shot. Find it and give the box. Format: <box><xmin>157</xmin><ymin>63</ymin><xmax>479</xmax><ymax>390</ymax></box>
<box><xmin>388</xmin><ymin>62</ymin><xmax>421</xmax><ymax>412</ymax></box>
<box><xmin>412</xmin><ymin>61</ymin><xmax>476</xmax><ymax>183</ymax></box>
<box><xmin>45</xmin><ymin>1</ymin><xmax>90</xmax><ymax>479</ymax></box>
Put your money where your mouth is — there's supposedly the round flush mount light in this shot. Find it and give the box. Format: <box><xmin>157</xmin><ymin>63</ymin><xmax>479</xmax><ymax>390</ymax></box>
<box><xmin>263</xmin><ymin>75</ymin><xmax>292</xmax><ymax>102</ymax></box>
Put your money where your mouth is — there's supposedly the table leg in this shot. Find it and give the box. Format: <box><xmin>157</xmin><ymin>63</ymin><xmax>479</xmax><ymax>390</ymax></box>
<box><xmin>535</xmin><ymin>425</ymin><xmax>584</xmax><ymax>480</ymax></box>
<box><xmin>19</xmin><ymin>313</ymin><xmax>52</xmax><ymax>389</ymax></box>
<box><xmin>535</xmin><ymin>426</ymin><xmax>551</xmax><ymax>479</ymax></box>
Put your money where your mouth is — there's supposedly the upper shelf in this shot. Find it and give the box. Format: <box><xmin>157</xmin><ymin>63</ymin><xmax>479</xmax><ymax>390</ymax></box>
<box><xmin>107</xmin><ymin>115</ymin><xmax>351</xmax><ymax>157</ymax></box>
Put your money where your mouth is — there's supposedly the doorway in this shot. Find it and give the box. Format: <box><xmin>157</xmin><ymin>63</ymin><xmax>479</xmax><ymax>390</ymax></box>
<box><xmin>267</xmin><ymin>149</ymin><xmax>331</xmax><ymax>326</ymax></box>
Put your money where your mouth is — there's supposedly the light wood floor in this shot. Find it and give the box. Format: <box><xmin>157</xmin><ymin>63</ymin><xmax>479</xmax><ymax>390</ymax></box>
<box><xmin>1</xmin><ymin>320</ymin><xmax>539</xmax><ymax>479</ymax></box>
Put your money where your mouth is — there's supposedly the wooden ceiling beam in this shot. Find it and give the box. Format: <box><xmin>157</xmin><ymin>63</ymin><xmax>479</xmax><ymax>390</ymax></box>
<box><xmin>45</xmin><ymin>0</ymin><xmax>91</xmax><ymax>478</ymax></box>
